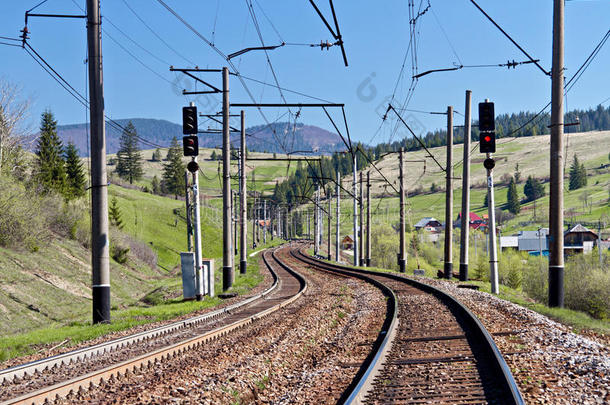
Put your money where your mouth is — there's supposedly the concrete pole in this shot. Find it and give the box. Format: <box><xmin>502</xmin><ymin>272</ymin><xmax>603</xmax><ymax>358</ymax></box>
<box><xmin>263</xmin><ymin>199</ymin><xmax>267</xmax><ymax>244</ymax></box>
<box><xmin>314</xmin><ymin>185</ymin><xmax>319</xmax><ymax>254</ymax></box>
<box><xmin>239</xmin><ymin>111</ymin><xmax>247</xmax><ymax>274</ymax></box>
<box><xmin>549</xmin><ymin>0</ymin><xmax>565</xmax><ymax>308</ymax></box>
<box><xmin>252</xmin><ymin>199</ymin><xmax>256</xmax><ymax>248</ymax></box>
<box><xmin>306</xmin><ymin>209</ymin><xmax>310</xmax><ymax>240</ymax></box>
<box><xmin>359</xmin><ymin>171</ymin><xmax>364</xmax><ymax>266</ymax></box>
<box><xmin>444</xmin><ymin>106</ymin><xmax>454</xmax><ymax>279</ymax></box>
<box><xmin>184</xmin><ymin>171</ymin><xmax>193</xmax><ymax>252</ymax></box>
<box><xmin>598</xmin><ymin>221</ymin><xmax>603</xmax><ymax>267</ymax></box>
<box><xmin>221</xmin><ymin>67</ymin><xmax>233</xmax><ymax>291</ymax></box>
<box><xmin>367</xmin><ymin>171</ymin><xmax>372</xmax><ymax>266</ymax></box>
<box><xmin>87</xmin><ymin>0</ymin><xmax>110</xmax><ymax>324</ymax></box>
<box><xmin>398</xmin><ymin>148</ymin><xmax>406</xmax><ymax>273</ymax></box>
<box><xmin>192</xmin><ymin>163</ymin><xmax>205</xmax><ymax>299</ymax></box>
<box><xmin>459</xmin><ymin>91</ymin><xmax>472</xmax><ymax>281</ymax></box>
<box><xmin>487</xmin><ymin>154</ymin><xmax>499</xmax><ymax>294</ymax></box>
<box><xmin>328</xmin><ymin>194</ymin><xmax>332</xmax><ymax>260</ymax></box>
<box><xmin>353</xmin><ymin>153</ymin><xmax>359</xmax><ymax>266</ymax></box>
<box><xmin>336</xmin><ymin>171</ymin><xmax>341</xmax><ymax>262</ymax></box>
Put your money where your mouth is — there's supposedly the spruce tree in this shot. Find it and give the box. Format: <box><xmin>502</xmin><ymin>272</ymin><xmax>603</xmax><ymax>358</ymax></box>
<box><xmin>109</xmin><ymin>196</ymin><xmax>124</xmax><ymax>229</ymax></box>
<box><xmin>507</xmin><ymin>177</ymin><xmax>521</xmax><ymax>214</ymax></box>
<box><xmin>161</xmin><ymin>136</ymin><xmax>185</xmax><ymax>198</ymax></box>
<box><xmin>64</xmin><ymin>142</ymin><xmax>86</xmax><ymax>198</ymax></box>
<box><xmin>569</xmin><ymin>155</ymin><xmax>586</xmax><ymax>190</ymax></box>
<box><xmin>524</xmin><ymin>175</ymin><xmax>545</xmax><ymax>202</ymax></box>
<box><xmin>151</xmin><ymin>148</ymin><xmax>162</xmax><ymax>162</ymax></box>
<box><xmin>115</xmin><ymin>121</ymin><xmax>143</xmax><ymax>184</ymax></box>
<box><xmin>151</xmin><ymin>175</ymin><xmax>160</xmax><ymax>194</ymax></box>
<box><xmin>35</xmin><ymin>110</ymin><xmax>67</xmax><ymax>194</ymax></box>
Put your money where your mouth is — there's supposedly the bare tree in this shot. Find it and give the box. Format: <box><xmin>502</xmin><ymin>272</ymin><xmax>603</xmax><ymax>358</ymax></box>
<box><xmin>0</xmin><ymin>80</ymin><xmax>30</xmax><ymax>176</ymax></box>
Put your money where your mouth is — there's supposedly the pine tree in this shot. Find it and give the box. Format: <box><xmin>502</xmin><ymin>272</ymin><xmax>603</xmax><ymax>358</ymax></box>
<box><xmin>514</xmin><ymin>163</ymin><xmax>521</xmax><ymax>184</ymax></box>
<box><xmin>151</xmin><ymin>148</ymin><xmax>162</xmax><ymax>162</ymax></box>
<box><xmin>524</xmin><ymin>175</ymin><xmax>545</xmax><ymax>202</ymax></box>
<box><xmin>507</xmin><ymin>177</ymin><xmax>521</xmax><ymax>214</ymax></box>
<box><xmin>210</xmin><ymin>150</ymin><xmax>217</xmax><ymax>161</ymax></box>
<box><xmin>35</xmin><ymin>110</ymin><xmax>67</xmax><ymax>194</ymax></box>
<box><xmin>569</xmin><ymin>155</ymin><xmax>586</xmax><ymax>190</ymax></box>
<box><xmin>161</xmin><ymin>136</ymin><xmax>185</xmax><ymax>198</ymax></box>
<box><xmin>64</xmin><ymin>142</ymin><xmax>86</xmax><ymax>198</ymax></box>
<box><xmin>151</xmin><ymin>175</ymin><xmax>160</xmax><ymax>194</ymax></box>
<box><xmin>109</xmin><ymin>196</ymin><xmax>124</xmax><ymax>229</ymax></box>
<box><xmin>115</xmin><ymin>121</ymin><xmax>143</xmax><ymax>184</ymax></box>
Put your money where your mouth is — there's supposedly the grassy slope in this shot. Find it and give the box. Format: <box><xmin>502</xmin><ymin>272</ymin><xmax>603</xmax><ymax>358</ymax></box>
<box><xmin>102</xmin><ymin>148</ymin><xmax>296</xmax><ymax>196</ymax></box>
<box><xmin>0</xmin><ymin>180</ymin><xmax>283</xmax><ymax>361</ymax></box>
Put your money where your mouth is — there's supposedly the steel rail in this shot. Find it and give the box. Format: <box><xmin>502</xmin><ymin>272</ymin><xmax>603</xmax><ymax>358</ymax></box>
<box><xmin>292</xmin><ymin>247</ymin><xmax>525</xmax><ymax>405</ymax></box>
<box><xmin>1</xmin><ymin>248</ymin><xmax>307</xmax><ymax>405</ymax></box>
<box><xmin>0</xmin><ymin>256</ymin><xmax>280</xmax><ymax>384</ymax></box>
<box><xmin>288</xmin><ymin>248</ymin><xmax>398</xmax><ymax>405</ymax></box>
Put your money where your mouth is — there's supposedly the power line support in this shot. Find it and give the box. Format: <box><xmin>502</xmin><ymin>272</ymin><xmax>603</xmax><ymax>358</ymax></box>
<box><xmin>549</xmin><ymin>0</ymin><xmax>565</xmax><ymax>307</ymax></box>
<box><xmin>240</xmin><ymin>110</ymin><xmax>247</xmax><ymax>274</ymax></box>
<box><xmin>398</xmin><ymin>148</ymin><xmax>406</xmax><ymax>273</ymax></box>
<box><xmin>353</xmin><ymin>153</ymin><xmax>359</xmax><ymax>266</ymax></box>
<box><xmin>336</xmin><ymin>171</ymin><xmax>341</xmax><ymax>262</ymax></box>
<box><xmin>263</xmin><ymin>199</ymin><xmax>267</xmax><ymax>244</ymax></box>
<box><xmin>327</xmin><ymin>193</ymin><xmax>332</xmax><ymax>259</ymax></box>
<box><xmin>459</xmin><ymin>91</ymin><xmax>472</xmax><ymax>281</ymax></box>
<box><xmin>359</xmin><ymin>171</ymin><xmax>364</xmax><ymax>266</ymax></box>
<box><xmin>366</xmin><ymin>170</ymin><xmax>371</xmax><ymax>267</ymax></box>
<box><xmin>444</xmin><ymin>106</ymin><xmax>454</xmax><ymax>279</ymax></box>
<box><xmin>487</xmin><ymin>152</ymin><xmax>499</xmax><ymax>294</ymax></box>
<box><xmin>87</xmin><ymin>0</ymin><xmax>110</xmax><ymax>323</ymax></box>
<box><xmin>314</xmin><ymin>185</ymin><xmax>320</xmax><ymax>254</ymax></box>
<box><xmin>222</xmin><ymin>66</ymin><xmax>233</xmax><ymax>292</ymax></box>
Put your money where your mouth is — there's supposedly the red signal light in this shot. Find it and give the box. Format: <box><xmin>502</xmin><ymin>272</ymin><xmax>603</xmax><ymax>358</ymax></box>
<box><xmin>484</xmin><ymin>135</ymin><xmax>491</xmax><ymax>142</ymax></box>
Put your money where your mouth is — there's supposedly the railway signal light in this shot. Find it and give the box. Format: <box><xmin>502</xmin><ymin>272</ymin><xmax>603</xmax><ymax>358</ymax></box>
<box><xmin>182</xmin><ymin>106</ymin><xmax>198</xmax><ymax>134</ymax></box>
<box><xmin>479</xmin><ymin>132</ymin><xmax>496</xmax><ymax>154</ymax></box>
<box><xmin>478</xmin><ymin>101</ymin><xmax>496</xmax><ymax>153</ymax></box>
<box><xmin>183</xmin><ymin>135</ymin><xmax>198</xmax><ymax>157</ymax></box>
<box><xmin>478</xmin><ymin>101</ymin><xmax>495</xmax><ymax>132</ymax></box>
<box><xmin>187</xmin><ymin>160</ymin><xmax>199</xmax><ymax>173</ymax></box>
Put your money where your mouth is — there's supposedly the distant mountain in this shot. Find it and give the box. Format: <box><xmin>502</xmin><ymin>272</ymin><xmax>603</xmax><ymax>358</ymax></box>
<box><xmin>54</xmin><ymin>119</ymin><xmax>346</xmax><ymax>156</ymax></box>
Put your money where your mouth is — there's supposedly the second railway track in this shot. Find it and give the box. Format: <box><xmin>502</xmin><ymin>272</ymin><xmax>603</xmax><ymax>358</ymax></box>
<box><xmin>0</xmin><ymin>247</ymin><xmax>306</xmax><ymax>405</ymax></box>
<box><xmin>290</xmin><ymin>246</ymin><xmax>525</xmax><ymax>405</ymax></box>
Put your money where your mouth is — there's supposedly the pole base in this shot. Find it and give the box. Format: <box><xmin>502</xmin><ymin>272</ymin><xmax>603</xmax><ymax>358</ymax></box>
<box><xmin>459</xmin><ymin>263</ymin><xmax>468</xmax><ymax>281</ymax></box>
<box><xmin>92</xmin><ymin>285</ymin><xmax>111</xmax><ymax>324</ymax></box>
<box><xmin>549</xmin><ymin>265</ymin><xmax>564</xmax><ymax>307</ymax></box>
<box><xmin>366</xmin><ymin>258</ymin><xmax>371</xmax><ymax>267</ymax></box>
<box><xmin>398</xmin><ymin>259</ymin><xmax>406</xmax><ymax>273</ymax></box>
<box><xmin>444</xmin><ymin>262</ymin><xmax>453</xmax><ymax>279</ymax></box>
<box><xmin>196</xmin><ymin>294</ymin><xmax>203</xmax><ymax>302</ymax></box>
<box><xmin>240</xmin><ymin>260</ymin><xmax>247</xmax><ymax>274</ymax></box>
<box><xmin>222</xmin><ymin>266</ymin><xmax>233</xmax><ymax>291</ymax></box>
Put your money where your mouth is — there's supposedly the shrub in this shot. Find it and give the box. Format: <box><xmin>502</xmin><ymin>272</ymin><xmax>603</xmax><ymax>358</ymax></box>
<box><xmin>0</xmin><ymin>177</ymin><xmax>48</xmax><ymax>251</ymax></box>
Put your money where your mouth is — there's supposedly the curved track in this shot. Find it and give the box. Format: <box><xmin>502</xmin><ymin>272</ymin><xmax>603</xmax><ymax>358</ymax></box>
<box><xmin>290</xmin><ymin>247</ymin><xmax>525</xmax><ymax>405</ymax></box>
<box><xmin>0</xmin><ymin>247</ymin><xmax>306</xmax><ymax>405</ymax></box>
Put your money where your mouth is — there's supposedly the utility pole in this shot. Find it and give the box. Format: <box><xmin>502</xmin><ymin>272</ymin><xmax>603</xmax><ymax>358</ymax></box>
<box><xmin>398</xmin><ymin>148</ymin><xmax>406</xmax><ymax>273</ymax></box>
<box><xmin>598</xmin><ymin>221</ymin><xmax>603</xmax><ymax>267</ymax></box>
<box><xmin>306</xmin><ymin>209</ymin><xmax>310</xmax><ymax>240</ymax></box>
<box><xmin>314</xmin><ymin>185</ymin><xmax>319</xmax><ymax>255</ymax></box>
<box><xmin>444</xmin><ymin>106</ymin><xmax>454</xmax><ymax>279</ymax></box>
<box><xmin>184</xmin><ymin>171</ymin><xmax>193</xmax><ymax>252</ymax></box>
<box><xmin>549</xmin><ymin>0</ymin><xmax>565</xmax><ymax>308</ymax></box>
<box><xmin>87</xmin><ymin>0</ymin><xmax>110</xmax><ymax>324</ymax></box>
<box><xmin>358</xmin><ymin>171</ymin><xmax>364</xmax><ymax>266</ymax></box>
<box><xmin>353</xmin><ymin>153</ymin><xmax>359</xmax><ymax>266</ymax></box>
<box><xmin>459</xmin><ymin>91</ymin><xmax>472</xmax><ymax>281</ymax></box>
<box><xmin>239</xmin><ymin>111</ymin><xmax>247</xmax><ymax>274</ymax></box>
<box><xmin>252</xmin><ymin>199</ymin><xmax>256</xmax><ymax>248</ymax></box>
<box><xmin>221</xmin><ymin>67</ymin><xmax>233</xmax><ymax>291</ymax></box>
<box><xmin>487</xmin><ymin>152</ymin><xmax>499</xmax><ymax>294</ymax></box>
<box><xmin>366</xmin><ymin>171</ymin><xmax>371</xmax><ymax>267</ymax></box>
<box><xmin>263</xmin><ymin>199</ymin><xmax>267</xmax><ymax>244</ymax></box>
<box><xmin>336</xmin><ymin>171</ymin><xmax>340</xmax><ymax>262</ymax></box>
<box><xmin>328</xmin><ymin>194</ymin><xmax>332</xmax><ymax>260</ymax></box>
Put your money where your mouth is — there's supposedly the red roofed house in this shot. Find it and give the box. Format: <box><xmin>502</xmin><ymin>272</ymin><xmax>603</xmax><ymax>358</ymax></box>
<box><xmin>455</xmin><ymin>212</ymin><xmax>485</xmax><ymax>230</ymax></box>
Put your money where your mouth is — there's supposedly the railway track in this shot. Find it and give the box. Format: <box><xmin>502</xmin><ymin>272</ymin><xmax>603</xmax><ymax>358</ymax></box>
<box><xmin>290</xmin><ymin>247</ymin><xmax>525</xmax><ymax>405</ymax></box>
<box><xmin>0</xmin><ymin>247</ymin><xmax>306</xmax><ymax>405</ymax></box>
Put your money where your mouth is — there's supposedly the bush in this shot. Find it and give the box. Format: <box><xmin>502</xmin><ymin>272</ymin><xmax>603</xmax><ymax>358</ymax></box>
<box><xmin>0</xmin><ymin>178</ymin><xmax>48</xmax><ymax>251</ymax></box>
<box><xmin>498</xmin><ymin>250</ymin><xmax>524</xmax><ymax>289</ymax></box>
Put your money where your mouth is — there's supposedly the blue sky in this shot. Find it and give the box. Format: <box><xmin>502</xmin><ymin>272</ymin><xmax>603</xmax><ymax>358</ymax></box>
<box><xmin>0</xmin><ymin>0</ymin><xmax>608</xmax><ymax>147</ymax></box>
